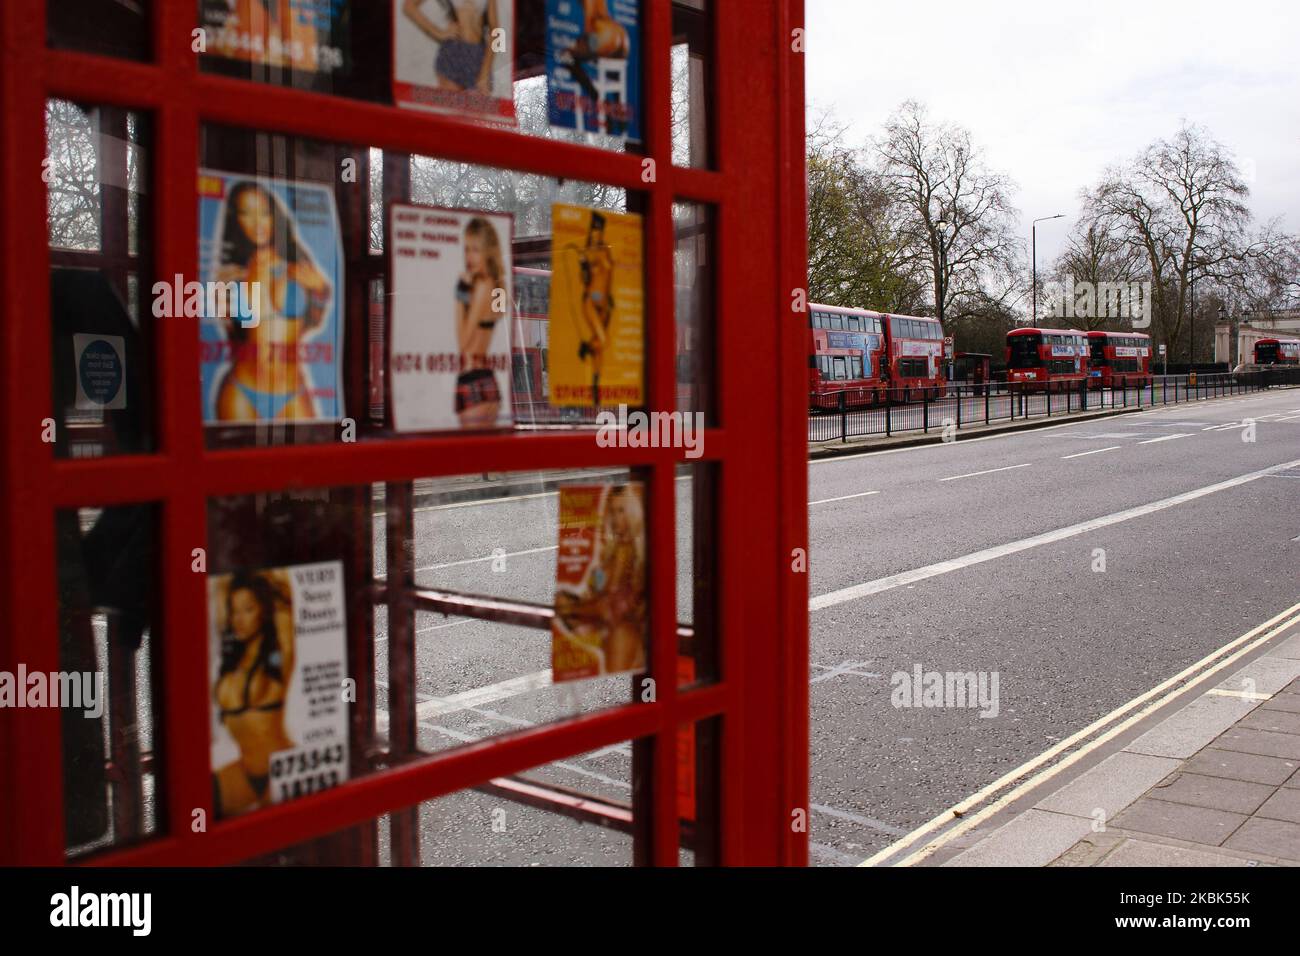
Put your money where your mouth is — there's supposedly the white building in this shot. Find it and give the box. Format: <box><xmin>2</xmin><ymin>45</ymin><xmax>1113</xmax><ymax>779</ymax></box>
<box><xmin>1215</xmin><ymin>306</ymin><xmax>1300</xmax><ymax>366</ymax></box>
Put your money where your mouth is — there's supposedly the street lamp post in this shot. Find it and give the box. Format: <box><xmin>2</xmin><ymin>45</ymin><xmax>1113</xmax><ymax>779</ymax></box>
<box><xmin>937</xmin><ymin>220</ymin><xmax>950</xmax><ymax>381</ymax></box>
<box><xmin>1031</xmin><ymin>214</ymin><xmax>1065</xmax><ymax>325</ymax></box>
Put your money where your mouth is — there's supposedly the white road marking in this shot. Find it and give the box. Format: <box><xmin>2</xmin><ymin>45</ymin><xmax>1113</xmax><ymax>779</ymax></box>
<box><xmin>417</xmin><ymin>721</ymin><xmax>632</xmax><ymax>790</ymax></box>
<box><xmin>810</xmin><ymin>491</ymin><xmax>881</xmax><ymax>505</ymax></box>
<box><xmin>1138</xmin><ymin>432</ymin><xmax>1192</xmax><ymax>444</ymax></box>
<box><xmin>375</xmin><ymin>617</ymin><xmax>473</xmax><ymax>644</ymax></box>
<box><xmin>811</xmin><ymin>458</ymin><xmax>1300</xmax><ymax>612</ymax></box>
<box><xmin>371</xmin><ymin>472</ymin><xmax>693</xmax><ymax>517</ymax></box>
<box><xmin>1061</xmin><ymin>446</ymin><xmax>1121</xmax><ymax>460</ymax></box>
<box><xmin>811</xmin><ymin>802</ymin><xmax>907</xmax><ymax>836</ymax></box>
<box><xmin>862</xmin><ymin>602</ymin><xmax>1300</xmax><ymax>867</ymax></box>
<box><xmin>373</xmin><ymin>670</ymin><xmax>557</xmax><ymax>729</ymax></box>
<box><xmin>416</xmin><ymin>544</ymin><xmax>557</xmax><ymax>573</ymax></box>
<box><xmin>938</xmin><ymin>463</ymin><xmax>1032</xmax><ymax>482</ymax></box>
<box><xmin>809</xmin><ymin>660</ymin><xmax>881</xmax><ymax>684</ymax></box>
<box><xmin>1049</xmin><ymin>432</ymin><xmax>1145</xmax><ymax>440</ymax></box>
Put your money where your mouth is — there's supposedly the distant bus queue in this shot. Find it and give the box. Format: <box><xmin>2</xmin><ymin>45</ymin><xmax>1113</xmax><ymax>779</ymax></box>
<box><xmin>808</xmin><ymin>302</ymin><xmax>1155</xmax><ymax>409</ymax></box>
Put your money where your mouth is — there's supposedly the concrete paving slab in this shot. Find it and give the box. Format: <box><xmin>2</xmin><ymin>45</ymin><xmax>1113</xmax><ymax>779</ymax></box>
<box><xmin>1111</xmin><ymin>797</ymin><xmax>1247</xmax><ymax>846</ymax></box>
<box><xmin>1261</xmin><ymin>693</ymin><xmax>1300</xmax><ymax>715</ymax></box>
<box><xmin>1213</xmin><ymin>727</ymin><xmax>1300</xmax><ymax>761</ymax></box>
<box><xmin>1224</xmin><ymin>818</ymin><xmax>1300</xmax><ymax>861</ymax></box>
<box><xmin>1124</xmin><ymin>695</ymin><xmax>1257</xmax><ymax>760</ymax></box>
<box><xmin>944</xmin><ymin>810</ymin><xmax>1094</xmax><ymax>867</ymax></box>
<box><xmin>1216</xmin><ymin>658</ymin><xmax>1300</xmax><ymax>696</ymax></box>
<box><xmin>1147</xmin><ymin>771</ymin><xmax>1274</xmax><ymax>815</ymax></box>
<box><xmin>1239</xmin><ymin>708</ymin><xmax>1300</xmax><ymax>736</ymax></box>
<box><xmin>1256</xmin><ymin>788</ymin><xmax>1300</xmax><ymax>825</ymax></box>
<box><xmin>1182</xmin><ymin>749</ymin><xmax>1299</xmax><ymax>786</ymax></box>
<box><xmin>1097</xmin><ymin>837</ymin><xmax>1256</xmax><ymax>867</ymax></box>
<box><xmin>1269</xmin><ymin>634</ymin><xmax>1300</xmax><ymax>661</ymax></box>
<box><xmin>1035</xmin><ymin>751</ymin><xmax>1180</xmax><ymax>819</ymax></box>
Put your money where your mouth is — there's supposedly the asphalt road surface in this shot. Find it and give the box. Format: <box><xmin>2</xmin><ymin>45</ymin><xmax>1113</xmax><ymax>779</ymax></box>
<box><xmin>361</xmin><ymin>386</ymin><xmax>1299</xmax><ymax>866</ymax></box>
<box><xmin>806</xmin><ymin>387</ymin><xmax>1300</xmax><ymax>865</ymax></box>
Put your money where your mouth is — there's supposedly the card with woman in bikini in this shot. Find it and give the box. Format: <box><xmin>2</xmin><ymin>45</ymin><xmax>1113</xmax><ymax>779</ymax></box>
<box><xmin>198</xmin><ymin>170</ymin><xmax>345</xmax><ymax>425</ymax></box>
<box><xmin>388</xmin><ymin>203</ymin><xmax>515</xmax><ymax>431</ymax></box>
<box><xmin>209</xmin><ymin>561</ymin><xmax>349</xmax><ymax>819</ymax></box>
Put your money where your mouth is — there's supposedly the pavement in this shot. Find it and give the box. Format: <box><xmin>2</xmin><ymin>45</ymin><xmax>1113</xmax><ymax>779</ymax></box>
<box><xmin>921</xmin><ymin>617</ymin><xmax>1300</xmax><ymax>867</ymax></box>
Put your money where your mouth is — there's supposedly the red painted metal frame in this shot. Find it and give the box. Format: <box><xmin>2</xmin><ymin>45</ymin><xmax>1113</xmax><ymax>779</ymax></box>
<box><xmin>0</xmin><ymin>0</ymin><xmax>808</xmax><ymax>866</ymax></box>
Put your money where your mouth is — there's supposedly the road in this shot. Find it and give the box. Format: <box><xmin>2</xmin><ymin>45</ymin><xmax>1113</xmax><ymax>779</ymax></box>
<box><xmin>806</xmin><ymin>387</ymin><xmax>1300</xmax><ymax>865</ymax></box>
<box><xmin>361</xmin><ymin>387</ymin><xmax>1299</xmax><ymax>865</ymax></box>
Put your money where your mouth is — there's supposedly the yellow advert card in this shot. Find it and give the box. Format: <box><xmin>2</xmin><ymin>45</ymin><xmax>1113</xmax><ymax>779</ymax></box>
<box><xmin>547</xmin><ymin>204</ymin><xmax>644</xmax><ymax>407</ymax></box>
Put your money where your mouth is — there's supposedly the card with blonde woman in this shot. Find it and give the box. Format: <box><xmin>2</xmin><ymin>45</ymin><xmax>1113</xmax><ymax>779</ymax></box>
<box><xmin>552</xmin><ymin>483</ymin><xmax>647</xmax><ymax>682</ymax></box>
<box><xmin>389</xmin><ymin>203</ymin><xmax>515</xmax><ymax>431</ymax></box>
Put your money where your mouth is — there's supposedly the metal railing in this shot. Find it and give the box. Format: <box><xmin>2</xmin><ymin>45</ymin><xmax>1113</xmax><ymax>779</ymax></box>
<box><xmin>809</xmin><ymin>368</ymin><xmax>1300</xmax><ymax>444</ymax></box>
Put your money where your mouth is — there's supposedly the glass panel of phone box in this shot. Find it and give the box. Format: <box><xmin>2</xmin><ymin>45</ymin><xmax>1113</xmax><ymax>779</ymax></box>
<box><xmin>242</xmin><ymin>718</ymin><xmax>720</xmax><ymax>866</ymax></box>
<box><xmin>45</xmin><ymin>2</ymin><xmax>718</xmax><ymax>861</ymax></box>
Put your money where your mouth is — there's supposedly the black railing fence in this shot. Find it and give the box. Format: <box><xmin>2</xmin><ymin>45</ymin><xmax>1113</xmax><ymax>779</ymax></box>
<box><xmin>809</xmin><ymin>368</ymin><xmax>1300</xmax><ymax>444</ymax></box>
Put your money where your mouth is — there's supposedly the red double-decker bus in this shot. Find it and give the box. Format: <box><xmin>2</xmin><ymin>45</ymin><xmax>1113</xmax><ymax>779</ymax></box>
<box><xmin>808</xmin><ymin>304</ymin><xmax>888</xmax><ymax>408</ymax></box>
<box><xmin>883</xmin><ymin>312</ymin><xmax>946</xmax><ymax>400</ymax></box>
<box><xmin>1086</xmin><ymin>330</ymin><xmax>1152</xmax><ymax>390</ymax></box>
<box><xmin>1254</xmin><ymin>338</ymin><xmax>1300</xmax><ymax>365</ymax></box>
<box><xmin>1006</xmin><ymin>327</ymin><xmax>1089</xmax><ymax>391</ymax></box>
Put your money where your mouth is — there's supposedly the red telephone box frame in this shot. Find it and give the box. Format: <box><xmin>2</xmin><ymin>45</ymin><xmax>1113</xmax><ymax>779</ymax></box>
<box><xmin>0</xmin><ymin>0</ymin><xmax>808</xmax><ymax>866</ymax></box>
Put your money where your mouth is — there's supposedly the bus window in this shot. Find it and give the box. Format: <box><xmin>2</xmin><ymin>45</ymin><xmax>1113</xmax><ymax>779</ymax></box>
<box><xmin>830</xmin><ymin>314</ymin><xmax>844</xmax><ymax>331</ymax></box>
<box><xmin>850</xmin><ymin>356</ymin><xmax>863</xmax><ymax>378</ymax></box>
<box><xmin>832</xmin><ymin>356</ymin><xmax>847</xmax><ymax>379</ymax></box>
<box><xmin>847</xmin><ymin>316</ymin><xmax>860</xmax><ymax>331</ymax></box>
<box><xmin>1008</xmin><ymin>335</ymin><xmax>1042</xmax><ymax>367</ymax></box>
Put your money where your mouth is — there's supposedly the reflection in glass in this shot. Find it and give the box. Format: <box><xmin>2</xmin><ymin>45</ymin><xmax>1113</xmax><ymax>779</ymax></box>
<box><xmin>47</xmin><ymin>101</ymin><xmax>154</xmax><ymax>459</ymax></box>
<box><xmin>57</xmin><ymin>505</ymin><xmax>159</xmax><ymax>858</ymax></box>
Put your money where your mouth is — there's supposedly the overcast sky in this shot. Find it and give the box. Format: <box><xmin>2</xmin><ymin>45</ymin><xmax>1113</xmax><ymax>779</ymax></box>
<box><xmin>805</xmin><ymin>0</ymin><xmax>1300</xmax><ymax>267</ymax></box>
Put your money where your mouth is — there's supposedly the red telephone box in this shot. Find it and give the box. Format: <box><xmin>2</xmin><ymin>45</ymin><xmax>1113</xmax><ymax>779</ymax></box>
<box><xmin>0</xmin><ymin>0</ymin><xmax>808</xmax><ymax>866</ymax></box>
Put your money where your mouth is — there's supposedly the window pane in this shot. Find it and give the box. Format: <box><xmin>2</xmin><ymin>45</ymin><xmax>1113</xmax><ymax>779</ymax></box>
<box><xmin>57</xmin><ymin>505</ymin><xmax>160</xmax><ymax>859</ymax></box>
<box><xmin>48</xmin><ymin>0</ymin><xmax>150</xmax><ymax>60</ymax></box>
<box><xmin>677</xmin><ymin>463</ymin><xmax>717</xmax><ymax>687</ymax></box>
<box><xmin>671</xmin><ymin>0</ymin><xmax>712</xmax><ymax>168</ymax></box>
<box><xmin>48</xmin><ymin>101</ymin><xmax>155</xmax><ymax>460</ymax></box>
<box><xmin>674</xmin><ymin>202</ymin><xmax>714</xmax><ymax>423</ymax></box>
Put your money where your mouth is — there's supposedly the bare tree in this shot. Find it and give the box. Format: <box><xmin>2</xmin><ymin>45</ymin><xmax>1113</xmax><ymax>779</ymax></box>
<box><xmin>1044</xmin><ymin>219</ymin><xmax>1144</xmax><ymax>330</ymax></box>
<box><xmin>806</xmin><ymin>114</ymin><xmax>924</xmax><ymax>311</ymax></box>
<box><xmin>46</xmin><ymin>99</ymin><xmax>102</xmax><ymax>251</ymax></box>
<box><xmin>874</xmin><ymin>100</ymin><xmax>1024</xmax><ymax>329</ymax></box>
<box><xmin>1084</xmin><ymin>123</ymin><xmax>1253</xmax><ymax>359</ymax></box>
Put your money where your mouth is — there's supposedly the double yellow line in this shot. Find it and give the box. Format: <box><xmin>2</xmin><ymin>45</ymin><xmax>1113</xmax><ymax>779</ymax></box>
<box><xmin>860</xmin><ymin>600</ymin><xmax>1300</xmax><ymax>867</ymax></box>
